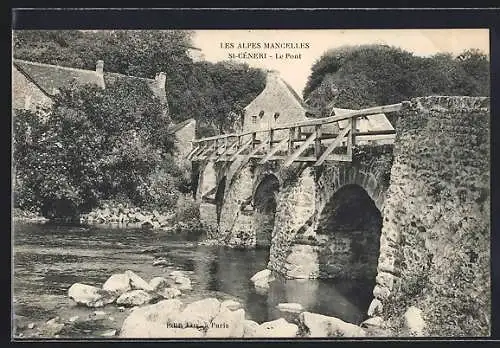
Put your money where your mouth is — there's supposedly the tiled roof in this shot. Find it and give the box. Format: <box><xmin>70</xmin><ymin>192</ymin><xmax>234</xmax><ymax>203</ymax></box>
<box><xmin>280</xmin><ymin>78</ymin><xmax>319</xmax><ymax>116</ymax></box>
<box><xmin>167</xmin><ymin>118</ymin><xmax>195</xmax><ymax>134</ymax></box>
<box><xmin>13</xmin><ymin>59</ymin><xmax>103</xmax><ymax>96</ymax></box>
<box><xmin>13</xmin><ymin>59</ymin><xmax>165</xmax><ymax>100</ymax></box>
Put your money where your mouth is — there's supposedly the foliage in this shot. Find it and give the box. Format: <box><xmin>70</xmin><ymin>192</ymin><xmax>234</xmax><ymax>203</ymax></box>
<box><xmin>13</xmin><ymin>30</ymin><xmax>266</xmax><ymax>137</ymax></box>
<box><xmin>174</xmin><ymin>194</ymin><xmax>200</xmax><ymax>222</ymax></box>
<box><xmin>13</xmin><ymin>79</ymin><xmax>181</xmax><ymax>217</ymax></box>
<box><xmin>304</xmin><ymin>45</ymin><xmax>490</xmax><ymax>115</ymax></box>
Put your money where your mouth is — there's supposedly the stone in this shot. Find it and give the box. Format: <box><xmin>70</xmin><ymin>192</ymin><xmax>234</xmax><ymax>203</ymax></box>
<box><xmin>171</xmin><ymin>298</ymin><xmax>221</xmax><ymax>328</ymax></box>
<box><xmin>277</xmin><ymin>302</ymin><xmax>304</xmax><ymax>313</ymax></box>
<box><xmin>28</xmin><ymin>323</ymin><xmax>35</xmax><ymax>329</ymax></box>
<box><xmin>68</xmin><ymin>283</ymin><xmax>116</xmax><ymax>307</ymax></box>
<box><xmin>170</xmin><ymin>270</ymin><xmax>186</xmax><ymax>278</ymax></box>
<box><xmin>40</xmin><ymin>317</ymin><xmax>65</xmax><ymax>336</ymax></box>
<box><xmin>152</xmin><ymin>258</ymin><xmax>169</xmax><ymax>267</ymax></box>
<box><xmin>93</xmin><ymin>311</ymin><xmax>107</xmax><ymax>320</ymax></box>
<box><xmin>120</xmin><ymin>299</ymin><xmax>184</xmax><ymax>338</ymax></box>
<box><xmin>102</xmin><ymin>273</ymin><xmax>131</xmax><ymax>295</ymax></box>
<box><xmin>172</xmin><ymin>276</ymin><xmax>192</xmax><ymax>291</ymax></box>
<box><xmin>101</xmin><ymin>329</ymin><xmax>117</xmax><ymax>337</ymax></box>
<box><xmin>254</xmin><ymin>318</ymin><xmax>299</xmax><ymax>338</ymax></box>
<box><xmin>205</xmin><ymin>308</ymin><xmax>245</xmax><ymax>338</ymax></box>
<box><xmin>125</xmin><ymin>270</ymin><xmax>154</xmax><ymax>291</ymax></box>
<box><xmin>373</xmin><ymin>285</ymin><xmax>391</xmax><ymax>300</ymax></box>
<box><xmin>360</xmin><ymin>316</ymin><xmax>384</xmax><ymax>329</ymax></box>
<box><xmin>149</xmin><ymin>277</ymin><xmax>169</xmax><ymax>292</ymax></box>
<box><xmin>367</xmin><ymin>298</ymin><xmax>383</xmax><ymax>317</ymax></box>
<box><xmin>116</xmin><ymin>290</ymin><xmax>160</xmax><ymax>307</ymax></box>
<box><xmin>221</xmin><ymin>299</ymin><xmax>243</xmax><ymax>311</ymax></box>
<box><xmin>300</xmin><ymin>312</ymin><xmax>366</xmax><ymax>337</ymax></box>
<box><xmin>242</xmin><ymin>319</ymin><xmax>260</xmax><ymax>337</ymax></box>
<box><xmin>404</xmin><ymin>306</ymin><xmax>425</xmax><ymax>336</ymax></box>
<box><xmin>250</xmin><ymin>269</ymin><xmax>275</xmax><ymax>293</ymax></box>
<box><xmin>158</xmin><ymin>287</ymin><xmax>182</xmax><ymax>299</ymax></box>
<box><xmin>68</xmin><ymin>316</ymin><xmax>79</xmax><ymax>323</ymax></box>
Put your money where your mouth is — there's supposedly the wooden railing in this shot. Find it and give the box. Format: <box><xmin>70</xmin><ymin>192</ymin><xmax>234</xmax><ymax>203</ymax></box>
<box><xmin>187</xmin><ymin>103</ymin><xmax>402</xmax><ymax>167</ymax></box>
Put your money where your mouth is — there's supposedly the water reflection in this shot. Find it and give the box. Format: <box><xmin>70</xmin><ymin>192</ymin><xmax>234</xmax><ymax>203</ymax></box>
<box><xmin>14</xmin><ymin>222</ymin><xmax>370</xmax><ymax>336</ymax></box>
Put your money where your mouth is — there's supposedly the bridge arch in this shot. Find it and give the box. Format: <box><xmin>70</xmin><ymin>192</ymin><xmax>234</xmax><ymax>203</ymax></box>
<box><xmin>252</xmin><ymin>173</ymin><xmax>280</xmax><ymax>249</ymax></box>
<box><xmin>196</xmin><ymin>161</ymin><xmax>217</xmax><ymax>200</ymax></box>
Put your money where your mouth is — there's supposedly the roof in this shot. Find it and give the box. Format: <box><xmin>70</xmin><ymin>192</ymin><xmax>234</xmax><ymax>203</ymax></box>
<box><xmin>12</xmin><ymin>59</ymin><xmax>166</xmax><ymax>100</ymax></box>
<box><xmin>244</xmin><ymin>71</ymin><xmax>319</xmax><ymax>116</ymax></box>
<box><xmin>331</xmin><ymin>107</ymin><xmax>394</xmax><ymax>132</ymax></box>
<box><xmin>13</xmin><ymin>59</ymin><xmax>103</xmax><ymax>97</ymax></box>
<box><xmin>167</xmin><ymin>118</ymin><xmax>195</xmax><ymax>134</ymax></box>
<box><xmin>280</xmin><ymin>79</ymin><xmax>319</xmax><ymax>116</ymax></box>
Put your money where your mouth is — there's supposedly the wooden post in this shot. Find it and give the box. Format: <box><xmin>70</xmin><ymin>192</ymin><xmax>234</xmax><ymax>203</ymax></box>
<box><xmin>252</xmin><ymin>132</ymin><xmax>256</xmax><ymax>149</ymax></box>
<box><xmin>314</xmin><ymin>124</ymin><xmax>322</xmax><ymax>158</ymax></box>
<box><xmin>347</xmin><ymin>117</ymin><xmax>356</xmax><ymax>158</ymax></box>
<box><xmin>269</xmin><ymin>129</ymin><xmax>274</xmax><ymax>150</ymax></box>
<box><xmin>297</xmin><ymin>126</ymin><xmax>302</xmax><ymax>140</ymax></box>
<box><xmin>288</xmin><ymin>127</ymin><xmax>295</xmax><ymax>155</ymax></box>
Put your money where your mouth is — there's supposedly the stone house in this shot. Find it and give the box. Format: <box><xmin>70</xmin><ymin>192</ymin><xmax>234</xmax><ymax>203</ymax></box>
<box><xmin>12</xmin><ymin>59</ymin><xmax>169</xmax><ymax>117</ymax></box>
<box><xmin>242</xmin><ymin>70</ymin><xmax>394</xmax><ymax>144</ymax></box>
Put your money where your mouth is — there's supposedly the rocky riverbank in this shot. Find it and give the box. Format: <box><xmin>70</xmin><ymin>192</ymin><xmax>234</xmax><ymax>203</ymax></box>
<box><xmin>14</xmin><ymin>266</ymin><xmax>397</xmax><ymax>339</ymax></box>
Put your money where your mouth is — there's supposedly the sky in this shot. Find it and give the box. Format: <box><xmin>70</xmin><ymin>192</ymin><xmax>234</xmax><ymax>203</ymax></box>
<box><xmin>192</xmin><ymin>29</ymin><xmax>489</xmax><ymax>95</ymax></box>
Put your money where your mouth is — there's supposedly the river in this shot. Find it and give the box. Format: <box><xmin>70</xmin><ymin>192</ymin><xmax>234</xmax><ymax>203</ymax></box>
<box><xmin>13</xmin><ymin>222</ymin><xmax>373</xmax><ymax>338</ymax></box>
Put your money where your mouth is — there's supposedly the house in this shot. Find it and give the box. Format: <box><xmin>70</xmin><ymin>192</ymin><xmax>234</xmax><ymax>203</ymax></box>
<box><xmin>12</xmin><ymin>59</ymin><xmax>169</xmax><ymax>116</ymax></box>
<box><xmin>241</xmin><ymin>70</ymin><xmax>394</xmax><ymax>144</ymax></box>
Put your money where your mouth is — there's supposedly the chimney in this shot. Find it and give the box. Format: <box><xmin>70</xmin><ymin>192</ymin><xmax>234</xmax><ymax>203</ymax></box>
<box><xmin>155</xmin><ymin>72</ymin><xmax>166</xmax><ymax>90</ymax></box>
<box><xmin>96</xmin><ymin>60</ymin><xmax>104</xmax><ymax>75</ymax></box>
<box><xmin>266</xmin><ymin>69</ymin><xmax>280</xmax><ymax>86</ymax></box>
<box><xmin>95</xmin><ymin>60</ymin><xmax>105</xmax><ymax>88</ymax></box>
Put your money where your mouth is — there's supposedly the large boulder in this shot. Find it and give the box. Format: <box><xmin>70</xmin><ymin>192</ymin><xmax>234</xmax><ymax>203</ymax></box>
<box><xmin>68</xmin><ymin>283</ymin><xmax>116</xmax><ymax>307</ymax></box>
<box><xmin>205</xmin><ymin>308</ymin><xmax>245</xmax><ymax>338</ymax></box>
<box><xmin>300</xmin><ymin>312</ymin><xmax>366</xmax><ymax>337</ymax></box>
<box><xmin>404</xmin><ymin>306</ymin><xmax>425</xmax><ymax>336</ymax></box>
<box><xmin>250</xmin><ymin>269</ymin><xmax>275</xmax><ymax>294</ymax></box>
<box><xmin>120</xmin><ymin>299</ymin><xmax>187</xmax><ymax>338</ymax></box>
<box><xmin>242</xmin><ymin>320</ymin><xmax>260</xmax><ymax>337</ymax></box>
<box><xmin>254</xmin><ymin>318</ymin><xmax>298</xmax><ymax>337</ymax></box>
<box><xmin>125</xmin><ymin>270</ymin><xmax>154</xmax><ymax>291</ymax></box>
<box><xmin>170</xmin><ymin>298</ymin><xmax>221</xmax><ymax>328</ymax></box>
<box><xmin>149</xmin><ymin>277</ymin><xmax>170</xmax><ymax>292</ymax></box>
<box><xmin>102</xmin><ymin>273</ymin><xmax>131</xmax><ymax>295</ymax></box>
<box><xmin>116</xmin><ymin>290</ymin><xmax>161</xmax><ymax>307</ymax></box>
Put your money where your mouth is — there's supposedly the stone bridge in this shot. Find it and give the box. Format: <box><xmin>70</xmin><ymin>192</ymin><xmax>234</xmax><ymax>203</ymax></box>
<box><xmin>188</xmin><ymin>96</ymin><xmax>490</xmax><ymax>322</ymax></box>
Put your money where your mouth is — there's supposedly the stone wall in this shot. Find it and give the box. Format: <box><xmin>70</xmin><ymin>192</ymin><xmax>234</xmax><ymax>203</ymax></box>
<box><xmin>378</xmin><ymin>97</ymin><xmax>490</xmax><ymax>336</ymax></box>
<box><xmin>268</xmin><ymin>166</ymin><xmax>316</xmax><ymax>277</ymax></box>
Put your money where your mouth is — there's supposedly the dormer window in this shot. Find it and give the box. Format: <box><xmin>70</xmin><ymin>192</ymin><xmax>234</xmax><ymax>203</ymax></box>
<box><xmin>259</xmin><ymin>110</ymin><xmax>265</xmax><ymax>119</ymax></box>
<box><xmin>252</xmin><ymin>116</ymin><xmax>257</xmax><ymax>124</ymax></box>
<box><xmin>274</xmin><ymin>112</ymin><xmax>280</xmax><ymax>121</ymax></box>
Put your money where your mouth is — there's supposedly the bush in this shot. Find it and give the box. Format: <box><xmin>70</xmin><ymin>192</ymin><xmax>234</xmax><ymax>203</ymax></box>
<box><xmin>13</xmin><ymin>79</ymin><xmax>183</xmax><ymax>218</ymax></box>
<box><xmin>174</xmin><ymin>194</ymin><xmax>200</xmax><ymax>222</ymax></box>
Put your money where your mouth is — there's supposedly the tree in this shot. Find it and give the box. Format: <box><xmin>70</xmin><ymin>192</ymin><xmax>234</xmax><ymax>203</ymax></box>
<box><xmin>13</xmin><ymin>79</ymin><xmax>179</xmax><ymax>217</ymax></box>
<box><xmin>304</xmin><ymin>44</ymin><xmax>490</xmax><ymax>113</ymax></box>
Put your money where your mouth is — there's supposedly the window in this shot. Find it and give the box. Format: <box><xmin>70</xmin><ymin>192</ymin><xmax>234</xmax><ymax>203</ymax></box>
<box><xmin>274</xmin><ymin>112</ymin><xmax>280</xmax><ymax>121</ymax></box>
<box><xmin>259</xmin><ymin>110</ymin><xmax>265</xmax><ymax>118</ymax></box>
<box><xmin>252</xmin><ymin>116</ymin><xmax>257</xmax><ymax>124</ymax></box>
